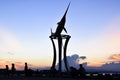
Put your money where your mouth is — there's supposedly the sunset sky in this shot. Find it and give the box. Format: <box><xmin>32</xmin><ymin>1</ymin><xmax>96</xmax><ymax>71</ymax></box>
<box><xmin>0</xmin><ymin>0</ymin><xmax>120</xmax><ymax>70</ymax></box>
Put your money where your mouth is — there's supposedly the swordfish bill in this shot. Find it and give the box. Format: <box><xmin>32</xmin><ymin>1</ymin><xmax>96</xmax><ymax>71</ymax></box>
<box><xmin>54</xmin><ymin>2</ymin><xmax>70</xmax><ymax>36</ymax></box>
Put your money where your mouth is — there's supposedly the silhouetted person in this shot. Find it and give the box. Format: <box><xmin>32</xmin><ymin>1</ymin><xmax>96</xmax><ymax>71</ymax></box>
<box><xmin>24</xmin><ymin>62</ymin><xmax>33</xmax><ymax>76</ymax></box>
<box><xmin>78</xmin><ymin>64</ymin><xmax>86</xmax><ymax>78</ymax></box>
<box><xmin>11</xmin><ymin>63</ymin><xmax>16</xmax><ymax>76</ymax></box>
<box><xmin>24</xmin><ymin>62</ymin><xmax>28</xmax><ymax>76</ymax></box>
<box><xmin>5</xmin><ymin>65</ymin><xmax>9</xmax><ymax>76</ymax></box>
<box><xmin>70</xmin><ymin>66</ymin><xmax>78</xmax><ymax>78</ymax></box>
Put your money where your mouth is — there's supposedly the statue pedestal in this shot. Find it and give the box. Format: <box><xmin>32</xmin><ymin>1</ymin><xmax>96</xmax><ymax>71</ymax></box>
<box><xmin>49</xmin><ymin>34</ymin><xmax>71</xmax><ymax>72</ymax></box>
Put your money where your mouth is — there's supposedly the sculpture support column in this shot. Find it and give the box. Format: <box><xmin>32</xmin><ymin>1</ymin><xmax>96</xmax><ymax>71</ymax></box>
<box><xmin>50</xmin><ymin>38</ymin><xmax>56</xmax><ymax>70</ymax></box>
<box><xmin>50</xmin><ymin>35</ymin><xmax>70</xmax><ymax>72</ymax></box>
<box><xmin>58</xmin><ymin>35</ymin><xmax>62</xmax><ymax>72</ymax></box>
<box><xmin>64</xmin><ymin>36</ymin><xmax>71</xmax><ymax>72</ymax></box>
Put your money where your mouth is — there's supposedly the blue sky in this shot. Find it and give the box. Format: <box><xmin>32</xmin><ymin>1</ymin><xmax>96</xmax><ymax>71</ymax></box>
<box><xmin>0</xmin><ymin>0</ymin><xmax>120</xmax><ymax>70</ymax></box>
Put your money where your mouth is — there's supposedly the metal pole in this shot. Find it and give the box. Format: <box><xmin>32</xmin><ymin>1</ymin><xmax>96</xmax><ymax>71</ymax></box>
<box><xmin>64</xmin><ymin>35</ymin><xmax>71</xmax><ymax>72</ymax></box>
<box><xmin>58</xmin><ymin>35</ymin><xmax>62</xmax><ymax>72</ymax></box>
<box><xmin>50</xmin><ymin>37</ymin><xmax>57</xmax><ymax>70</ymax></box>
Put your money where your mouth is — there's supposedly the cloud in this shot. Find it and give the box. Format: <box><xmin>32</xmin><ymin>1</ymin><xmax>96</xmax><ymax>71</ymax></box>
<box><xmin>0</xmin><ymin>60</ymin><xmax>24</xmax><ymax>69</ymax></box>
<box><xmin>13</xmin><ymin>62</ymin><xmax>39</xmax><ymax>70</ymax></box>
<box><xmin>67</xmin><ymin>54</ymin><xmax>86</xmax><ymax>67</ymax></box>
<box><xmin>80</xmin><ymin>56</ymin><xmax>86</xmax><ymax>60</ymax></box>
<box><xmin>109</xmin><ymin>54</ymin><xmax>120</xmax><ymax>60</ymax></box>
<box><xmin>0</xmin><ymin>26</ymin><xmax>23</xmax><ymax>53</ymax></box>
<box><xmin>7</xmin><ymin>52</ymin><xmax>14</xmax><ymax>55</ymax></box>
<box><xmin>0</xmin><ymin>59</ymin><xmax>40</xmax><ymax>70</ymax></box>
<box><xmin>67</xmin><ymin>54</ymin><xmax>80</xmax><ymax>67</ymax></box>
<box><xmin>100</xmin><ymin>61</ymin><xmax>120</xmax><ymax>72</ymax></box>
<box><xmin>15</xmin><ymin>61</ymin><xmax>23</xmax><ymax>64</ymax></box>
<box><xmin>85</xmin><ymin>61</ymin><xmax>120</xmax><ymax>72</ymax></box>
<box><xmin>56</xmin><ymin>54</ymin><xmax>87</xmax><ymax>70</ymax></box>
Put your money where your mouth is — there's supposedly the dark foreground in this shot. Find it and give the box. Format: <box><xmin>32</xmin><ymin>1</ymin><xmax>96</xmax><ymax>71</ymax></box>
<box><xmin>0</xmin><ymin>70</ymin><xmax>120</xmax><ymax>80</ymax></box>
<box><xmin>0</xmin><ymin>75</ymin><xmax>120</xmax><ymax>80</ymax></box>
<box><xmin>0</xmin><ymin>77</ymin><xmax>85</xmax><ymax>80</ymax></box>
<box><xmin>0</xmin><ymin>76</ymin><xmax>107</xmax><ymax>80</ymax></box>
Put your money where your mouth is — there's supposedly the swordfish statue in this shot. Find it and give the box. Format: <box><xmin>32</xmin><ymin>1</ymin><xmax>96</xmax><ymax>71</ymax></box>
<box><xmin>50</xmin><ymin>2</ymin><xmax>71</xmax><ymax>72</ymax></box>
<box><xmin>51</xmin><ymin>2</ymin><xmax>70</xmax><ymax>37</ymax></box>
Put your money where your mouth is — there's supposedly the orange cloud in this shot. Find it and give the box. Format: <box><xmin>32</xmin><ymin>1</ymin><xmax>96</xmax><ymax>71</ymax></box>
<box><xmin>109</xmin><ymin>54</ymin><xmax>120</xmax><ymax>60</ymax></box>
<box><xmin>0</xmin><ymin>60</ymin><xmax>41</xmax><ymax>70</ymax></box>
<box><xmin>87</xmin><ymin>61</ymin><xmax>106</xmax><ymax>67</ymax></box>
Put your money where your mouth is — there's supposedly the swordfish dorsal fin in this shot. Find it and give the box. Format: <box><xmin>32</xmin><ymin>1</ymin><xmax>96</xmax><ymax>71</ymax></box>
<box><xmin>51</xmin><ymin>28</ymin><xmax>52</xmax><ymax>34</ymax></box>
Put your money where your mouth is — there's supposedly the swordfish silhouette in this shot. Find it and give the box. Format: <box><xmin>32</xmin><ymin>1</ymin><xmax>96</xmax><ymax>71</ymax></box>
<box><xmin>51</xmin><ymin>3</ymin><xmax>70</xmax><ymax>37</ymax></box>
